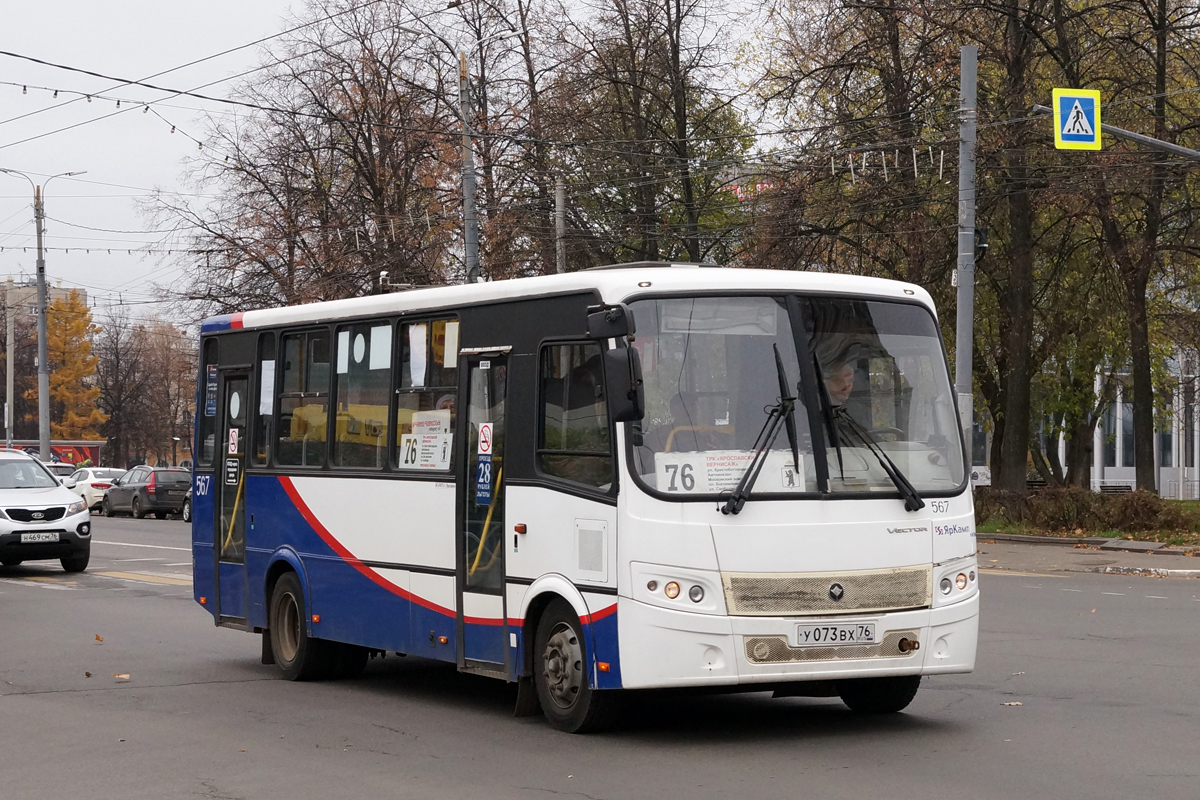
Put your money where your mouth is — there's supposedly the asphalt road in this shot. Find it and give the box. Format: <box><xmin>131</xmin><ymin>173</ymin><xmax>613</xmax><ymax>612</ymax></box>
<box><xmin>2</xmin><ymin>517</ymin><xmax>1198</xmax><ymax>800</ymax></box>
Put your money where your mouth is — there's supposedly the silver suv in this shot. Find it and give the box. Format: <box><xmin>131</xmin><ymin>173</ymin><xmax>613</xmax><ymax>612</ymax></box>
<box><xmin>0</xmin><ymin>451</ymin><xmax>91</xmax><ymax>572</ymax></box>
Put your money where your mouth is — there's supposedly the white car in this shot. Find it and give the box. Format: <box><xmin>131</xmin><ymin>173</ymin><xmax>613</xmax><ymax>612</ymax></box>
<box><xmin>0</xmin><ymin>451</ymin><xmax>92</xmax><ymax>572</ymax></box>
<box><xmin>64</xmin><ymin>467</ymin><xmax>127</xmax><ymax>512</ymax></box>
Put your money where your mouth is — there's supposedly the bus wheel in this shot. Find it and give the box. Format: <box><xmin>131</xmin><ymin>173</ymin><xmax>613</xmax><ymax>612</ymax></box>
<box><xmin>534</xmin><ymin>600</ymin><xmax>614</xmax><ymax>733</ymax></box>
<box><xmin>837</xmin><ymin>675</ymin><xmax>921</xmax><ymax>714</ymax></box>
<box><xmin>269</xmin><ymin>572</ymin><xmax>332</xmax><ymax>681</ymax></box>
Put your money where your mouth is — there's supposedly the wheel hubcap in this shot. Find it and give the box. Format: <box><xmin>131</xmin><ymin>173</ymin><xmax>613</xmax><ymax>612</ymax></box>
<box><xmin>542</xmin><ymin>622</ymin><xmax>583</xmax><ymax>709</ymax></box>
<box><xmin>276</xmin><ymin>592</ymin><xmax>300</xmax><ymax>663</ymax></box>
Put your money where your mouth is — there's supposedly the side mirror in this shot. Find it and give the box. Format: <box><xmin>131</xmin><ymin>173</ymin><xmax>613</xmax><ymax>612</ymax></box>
<box><xmin>587</xmin><ymin>303</ymin><xmax>636</xmax><ymax>339</ymax></box>
<box><xmin>604</xmin><ymin>346</ymin><xmax>645</xmax><ymax>422</ymax></box>
<box><xmin>64</xmin><ymin>480</ymin><xmax>77</xmax><ymax>489</ymax></box>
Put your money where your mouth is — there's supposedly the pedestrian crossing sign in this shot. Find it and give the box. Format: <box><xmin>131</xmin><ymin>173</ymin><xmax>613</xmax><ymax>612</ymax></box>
<box><xmin>1053</xmin><ymin>88</ymin><xmax>1101</xmax><ymax>150</ymax></box>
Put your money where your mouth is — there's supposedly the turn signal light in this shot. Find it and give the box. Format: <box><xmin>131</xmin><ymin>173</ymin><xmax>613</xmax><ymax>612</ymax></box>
<box><xmin>664</xmin><ymin>581</ymin><xmax>680</xmax><ymax>599</ymax></box>
<box><xmin>956</xmin><ymin>573</ymin><xmax>968</xmax><ymax>591</ymax></box>
<box><xmin>199</xmin><ymin>597</ymin><xmax>207</xmax><ymax>605</ymax></box>
<box><xmin>312</xmin><ymin>614</ymin><xmax>321</xmax><ymax>623</ymax></box>
<box><xmin>597</xmin><ymin>662</ymin><xmax>610</xmax><ymax>673</ymax></box>
<box><xmin>438</xmin><ymin>636</ymin><xmax>449</xmax><ymax>645</ymax></box>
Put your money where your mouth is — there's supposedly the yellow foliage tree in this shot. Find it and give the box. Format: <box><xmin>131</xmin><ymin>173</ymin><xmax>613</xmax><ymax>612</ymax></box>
<box><xmin>24</xmin><ymin>290</ymin><xmax>108</xmax><ymax>439</ymax></box>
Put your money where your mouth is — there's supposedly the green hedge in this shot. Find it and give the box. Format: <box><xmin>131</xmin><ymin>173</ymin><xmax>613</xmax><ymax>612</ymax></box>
<box><xmin>974</xmin><ymin>487</ymin><xmax>1191</xmax><ymax>533</ymax></box>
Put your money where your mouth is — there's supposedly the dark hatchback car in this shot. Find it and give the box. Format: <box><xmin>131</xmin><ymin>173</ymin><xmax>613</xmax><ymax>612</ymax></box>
<box><xmin>102</xmin><ymin>466</ymin><xmax>191</xmax><ymax>519</ymax></box>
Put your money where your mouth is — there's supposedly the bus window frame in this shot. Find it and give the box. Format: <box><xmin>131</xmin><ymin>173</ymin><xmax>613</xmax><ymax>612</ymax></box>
<box><xmin>533</xmin><ymin>337</ymin><xmax>619</xmax><ymax>499</ymax></box>
<box><xmin>331</xmin><ymin>319</ymin><xmax>394</xmax><ymax>471</ymax></box>
<box><xmin>251</xmin><ymin>331</ymin><xmax>277</xmax><ymax>468</ymax></box>
<box><xmin>620</xmin><ymin>289</ymin><xmax>970</xmax><ymax>504</ymax></box>
<box><xmin>274</xmin><ymin>325</ymin><xmax>334</xmax><ymax>471</ymax></box>
<box><xmin>393</xmin><ymin>314</ymin><xmax>460</xmax><ymax>475</ymax></box>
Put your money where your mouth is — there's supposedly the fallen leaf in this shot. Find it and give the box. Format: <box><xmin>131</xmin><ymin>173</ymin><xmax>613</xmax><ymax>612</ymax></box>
<box><xmin>990</xmin><ymin>559</ymin><xmax>998</xmax><ymax>563</ymax></box>
<box><xmin>84</xmin><ymin>672</ymin><xmax>92</xmax><ymax>678</ymax></box>
<box><xmin>94</xmin><ymin>635</ymin><xmax>103</xmax><ymax>643</ymax></box>
<box><xmin>1002</xmin><ymin>701</ymin><xmax>1023</xmax><ymax>706</ymax></box>
<box><xmin>1011</xmin><ymin>672</ymin><xmax>1024</xmax><ymax>676</ymax></box>
<box><xmin>1004</xmin><ymin>739</ymin><xmax>1012</xmax><ymax>742</ymax></box>
<box><xmin>1091</xmin><ymin>609</ymin><xmax>1096</xmax><ymax>613</ymax></box>
<box><xmin>113</xmin><ymin>673</ymin><xmax>130</xmax><ymax>680</ymax></box>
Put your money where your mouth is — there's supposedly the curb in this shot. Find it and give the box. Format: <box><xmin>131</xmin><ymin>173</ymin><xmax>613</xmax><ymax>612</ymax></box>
<box><xmin>979</xmin><ymin>532</ymin><xmax>1195</xmax><ymax>557</ymax></box>
<box><xmin>1097</xmin><ymin>566</ymin><xmax>1200</xmax><ymax>578</ymax></box>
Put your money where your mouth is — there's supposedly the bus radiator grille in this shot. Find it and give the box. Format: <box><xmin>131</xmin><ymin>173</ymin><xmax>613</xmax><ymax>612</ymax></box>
<box><xmin>744</xmin><ymin>631</ymin><xmax>920</xmax><ymax>664</ymax></box>
<box><xmin>722</xmin><ymin>566</ymin><xmax>932</xmax><ymax>616</ymax></box>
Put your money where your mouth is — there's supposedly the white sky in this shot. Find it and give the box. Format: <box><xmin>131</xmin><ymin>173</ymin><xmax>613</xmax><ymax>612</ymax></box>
<box><xmin>0</xmin><ymin>1</ymin><xmax>298</xmax><ymax>325</ymax></box>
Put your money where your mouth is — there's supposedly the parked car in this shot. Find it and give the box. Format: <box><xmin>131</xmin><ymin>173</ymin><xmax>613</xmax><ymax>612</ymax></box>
<box><xmin>41</xmin><ymin>462</ymin><xmax>77</xmax><ymax>479</ymax></box>
<box><xmin>64</xmin><ymin>467</ymin><xmax>127</xmax><ymax>511</ymax></box>
<box><xmin>102</xmin><ymin>466</ymin><xmax>190</xmax><ymax>519</ymax></box>
<box><xmin>181</xmin><ymin>487</ymin><xmax>192</xmax><ymax>523</ymax></box>
<box><xmin>0</xmin><ymin>450</ymin><xmax>92</xmax><ymax>572</ymax></box>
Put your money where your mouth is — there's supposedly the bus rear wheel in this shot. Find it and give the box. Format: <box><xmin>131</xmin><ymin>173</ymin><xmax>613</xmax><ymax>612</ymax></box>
<box><xmin>837</xmin><ymin>675</ymin><xmax>921</xmax><ymax>714</ymax></box>
<box><xmin>269</xmin><ymin>572</ymin><xmax>333</xmax><ymax>681</ymax></box>
<box><xmin>533</xmin><ymin>600</ymin><xmax>615</xmax><ymax>733</ymax></box>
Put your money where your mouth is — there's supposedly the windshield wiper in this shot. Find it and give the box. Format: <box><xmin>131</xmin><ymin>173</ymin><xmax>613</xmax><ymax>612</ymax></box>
<box><xmin>831</xmin><ymin>406</ymin><xmax>925</xmax><ymax>512</ymax></box>
<box><xmin>721</xmin><ymin>344</ymin><xmax>798</xmax><ymax>515</ymax></box>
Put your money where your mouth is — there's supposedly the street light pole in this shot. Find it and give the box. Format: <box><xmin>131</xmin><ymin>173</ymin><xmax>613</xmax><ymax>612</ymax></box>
<box><xmin>0</xmin><ymin>168</ymin><xmax>86</xmax><ymax>460</ymax></box>
<box><xmin>400</xmin><ymin>26</ymin><xmax>522</xmax><ymax>285</ymax></box>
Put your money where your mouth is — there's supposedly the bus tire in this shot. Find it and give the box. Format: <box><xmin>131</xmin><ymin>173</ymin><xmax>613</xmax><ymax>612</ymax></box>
<box><xmin>330</xmin><ymin>644</ymin><xmax>369</xmax><ymax>680</ymax></box>
<box><xmin>837</xmin><ymin>675</ymin><xmax>921</xmax><ymax>714</ymax></box>
<box><xmin>269</xmin><ymin>572</ymin><xmax>333</xmax><ymax>681</ymax></box>
<box><xmin>533</xmin><ymin>599</ymin><xmax>615</xmax><ymax>733</ymax></box>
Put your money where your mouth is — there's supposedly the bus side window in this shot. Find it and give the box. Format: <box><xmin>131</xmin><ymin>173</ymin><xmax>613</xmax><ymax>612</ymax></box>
<box><xmin>198</xmin><ymin>338</ymin><xmax>218</xmax><ymax>467</ymax></box>
<box><xmin>334</xmin><ymin>322</ymin><xmax>392</xmax><ymax>468</ymax></box>
<box><xmin>277</xmin><ymin>331</ymin><xmax>330</xmax><ymax>467</ymax></box>
<box><xmin>395</xmin><ymin>319</ymin><xmax>458</xmax><ymax>471</ymax></box>
<box><xmin>537</xmin><ymin>342</ymin><xmax>613</xmax><ymax>489</ymax></box>
<box><xmin>253</xmin><ymin>333</ymin><xmax>276</xmax><ymax>466</ymax></box>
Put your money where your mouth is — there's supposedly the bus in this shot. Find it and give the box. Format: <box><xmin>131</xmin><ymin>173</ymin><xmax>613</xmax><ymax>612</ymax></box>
<box><xmin>191</xmin><ymin>262</ymin><xmax>978</xmax><ymax>732</ymax></box>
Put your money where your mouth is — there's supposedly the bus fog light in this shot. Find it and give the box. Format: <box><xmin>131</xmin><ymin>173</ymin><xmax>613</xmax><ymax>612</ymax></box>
<box><xmin>646</xmin><ymin>580</ymin><xmax>658</xmax><ymax>592</ymax></box>
<box><xmin>664</xmin><ymin>581</ymin><xmax>680</xmax><ymax>599</ymax></box>
<box><xmin>688</xmin><ymin>585</ymin><xmax>704</xmax><ymax>603</ymax></box>
<box><xmin>969</xmin><ymin>570</ymin><xmax>976</xmax><ymax>582</ymax></box>
<box><xmin>956</xmin><ymin>573</ymin><xmax>968</xmax><ymax>590</ymax></box>
<box><xmin>940</xmin><ymin>577</ymin><xmax>953</xmax><ymax>595</ymax></box>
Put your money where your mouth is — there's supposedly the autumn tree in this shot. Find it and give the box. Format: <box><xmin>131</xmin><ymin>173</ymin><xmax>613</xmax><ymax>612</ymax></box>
<box><xmin>23</xmin><ymin>290</ymin><xmax>107</xmax><ymax>440</ymax></box>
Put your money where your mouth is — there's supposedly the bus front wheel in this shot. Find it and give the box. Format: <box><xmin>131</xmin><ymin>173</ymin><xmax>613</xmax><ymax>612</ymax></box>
<box><xmin>269</xmin><ymin>572</ymin><xmax>333</xmax><ymax>681</ymax></box>
<box><xmin>533</xmin><ymin>600</ymin><xmax>615</xmax><ymax>733</ymax></box>
<box><xmin>837</xmin><ymin>675</ymin><xmax>921</xmax><ymax>714</ymax></box>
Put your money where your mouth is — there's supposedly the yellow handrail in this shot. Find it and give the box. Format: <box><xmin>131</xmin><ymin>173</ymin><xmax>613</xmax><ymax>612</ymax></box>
<box><xmin>468</xmin><ymin>466</ymin><xmax>503</xmax><ymax>577</ymax></box>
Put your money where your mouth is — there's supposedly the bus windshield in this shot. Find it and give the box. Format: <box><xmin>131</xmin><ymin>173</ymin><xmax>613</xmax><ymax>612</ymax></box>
<box><xmin>628</xmin><ymin>294</ymin><xmax>964</xmax><ymax>499</ymax></box>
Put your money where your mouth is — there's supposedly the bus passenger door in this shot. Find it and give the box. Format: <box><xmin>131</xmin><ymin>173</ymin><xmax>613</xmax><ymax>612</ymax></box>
<box><xmin>457</xmin><ymin>354</ymin><xmax>508</xmax><ymax>673</ymax></box>
<box><xmin>215</xmin><ymin>371</ymin><xmax>249</xmax><ymax>623</ymax></box>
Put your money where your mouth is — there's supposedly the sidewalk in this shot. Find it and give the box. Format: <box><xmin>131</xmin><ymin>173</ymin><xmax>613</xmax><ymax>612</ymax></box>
<box><xmin>977</xmin><ymin>534</ymin><xmax>1200</xmax><ymax>579</ymax></box>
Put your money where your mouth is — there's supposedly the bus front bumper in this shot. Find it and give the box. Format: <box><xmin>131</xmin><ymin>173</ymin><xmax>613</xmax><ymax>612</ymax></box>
<box><xmin>616</xmin><ymin>593</ymin><xmax>978</xmax><ymax>690</ymax></box>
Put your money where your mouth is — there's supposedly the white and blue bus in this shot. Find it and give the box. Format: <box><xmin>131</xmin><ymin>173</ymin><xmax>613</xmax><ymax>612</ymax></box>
<box><xmin>192</xmin><ymin>263</ymin><xmax>978</xmax><ymax>731</ymax></box>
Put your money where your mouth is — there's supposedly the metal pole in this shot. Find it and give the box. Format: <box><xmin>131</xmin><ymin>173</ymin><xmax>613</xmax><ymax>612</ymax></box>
<box><xmin>34</xmin><ymin>185</ymin><xmax>50</xmax><ymax>461</ymax></box>
<box><xmin>954</xmin><ymin>46</ymin><xmax>978</xmax><ymax>445</ymax></box>
<box><xmin>555</xmin><ymin>176</ymin><xmax>566</xmax><ymax>273</ymax></box>
<box><xmin>1031</xmin><ymin>104</ymin><xmax>1200</xmax><ymax>161</ymax></box>
<box><xmin>460</xmin><ymin>52</ymin><xmax>479</xmax><ymax>284</ymax></box>
<box><xmin>5</xmin><ymin>276</ymin><xmax>12</xmax><ymax>449</ymax></box>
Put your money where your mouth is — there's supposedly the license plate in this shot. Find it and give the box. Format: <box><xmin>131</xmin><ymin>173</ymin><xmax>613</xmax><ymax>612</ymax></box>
<box><xmin>20</xmin><ymin>532</ymin><xmax>60</xmax><ymax>543</ymax></box>
<box><xmin>168</xmin><ymin>490</ymin><xmax>185</xmax><ymax>496</ymax></box>
<box><xmin>796</xmin><ymin>622</ymin><xmax>876</xmax><ymax>647</ymax></box>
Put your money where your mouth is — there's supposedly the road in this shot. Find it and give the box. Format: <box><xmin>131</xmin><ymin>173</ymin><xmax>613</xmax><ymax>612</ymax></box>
<box><xmin>2</xmin><ymin>517</ymin><xmax>1198</xmax><ymax>800</ymax></box>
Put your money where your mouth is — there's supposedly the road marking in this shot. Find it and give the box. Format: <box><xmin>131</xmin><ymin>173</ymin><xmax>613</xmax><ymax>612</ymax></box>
<box><xmin>1146</xmin><ymin>595</ymin><xmax>1168</xmax><ymax>600</ymax></box>
<box><xmin>0</xmin><ymin>578</ymin><xmax>74</xmax><ymax>591</ymax></box>
<box><xmin>1061</xmin><ymin>588</ymin><xmax>1083</xmax><ymax>592</ymax></box>
<box><xmin>1102</xmin><ymin>592</ymin><xmax>1125</xmax><ymax>596</ymax></box>
<box><xmin>164</xmin><ymin>562</ymin><xmax>191</xmax><ymax>567</ymax></box>
<box><xmin>981</xmin><ymin>570</ymin><xmax>1069</xmax><ymax>579</ymax></box>
<box><xmin>113</xmin><ymin>557</ymin><xmax>166</xmax><ymax>562</ymax></box>
<box><xmin>94</xmin><ymin>571</ymin><xmax>191</xmax><ymax>587</ymax></box>
<box><xmin>92</xmin><ymin>540</ymin><xmax>190</xmax><ymax>552</ymax></box>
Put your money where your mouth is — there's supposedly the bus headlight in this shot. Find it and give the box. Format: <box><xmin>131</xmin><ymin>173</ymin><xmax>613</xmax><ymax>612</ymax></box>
<box><xmin>664</xmin><ymin>581</ymin><xmax>680</xmax><ymax>599</ymax></box>
<box><xmin>940</xmin><ymin>577</ymin><xmax>953</xmax><ymax>595</ymax></box>
<box><xmin>688</xmin><ymin>585</ymin><xmax>704</xmax><ymax>603</ymax></box>
<box><xmin>956</xmin><ymin>573</ymin><xmax>968</xmax><ymax>591</ymax></box>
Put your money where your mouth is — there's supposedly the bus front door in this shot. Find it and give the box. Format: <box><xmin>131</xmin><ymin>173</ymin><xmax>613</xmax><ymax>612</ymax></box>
<box><xmin>458</xmin><ymin>354</ymin><xmax>509</xmax><ymax>673</ymax></box>
<box><xmin>214</xmin><ymin>372</ymin><xmax>249</xmax><ymax>623</ymax></box>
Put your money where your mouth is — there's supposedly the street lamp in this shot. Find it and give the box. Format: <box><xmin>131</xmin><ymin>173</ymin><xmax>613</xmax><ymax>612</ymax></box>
<box><xmin>398</xmin><ymin>25</ymin><xmax>524</xmax><ymax>284</ymax></box>
<box><xmin>172</xmin><ymin>437</ymin><xmax>181</xmax><ymax>467</ymax></box>
<box><xmin>0</xmin><ymin>168</ymin><xmax>87</xmax><ymax>461</ymax></box>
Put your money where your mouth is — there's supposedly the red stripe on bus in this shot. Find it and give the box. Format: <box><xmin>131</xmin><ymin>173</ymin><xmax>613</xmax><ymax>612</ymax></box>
<box><xmin>581</xmin><ymin>603</ymin><xmax>617</xmax><ymax>624</ymax></box>
<box><xmin>277</xmin><ymin>476</ymin><xmax>455</xmax><ymax>617</ymax></box>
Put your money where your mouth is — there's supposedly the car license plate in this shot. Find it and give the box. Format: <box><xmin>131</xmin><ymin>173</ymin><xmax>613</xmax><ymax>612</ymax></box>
<box><xmin>20</xmin><ymin>532</ymin><xmax>60</xmax><ymax>543</ymax></box>
<box><xmin>796</xmin><ymin>622</ymin><xmax>875</xmax><ymax>647</ymax></box>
